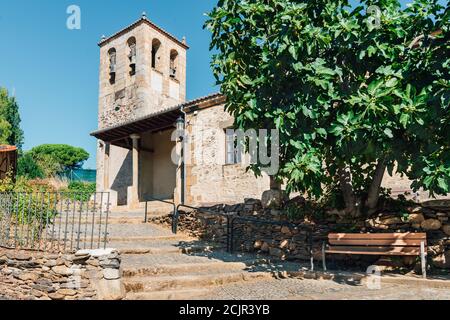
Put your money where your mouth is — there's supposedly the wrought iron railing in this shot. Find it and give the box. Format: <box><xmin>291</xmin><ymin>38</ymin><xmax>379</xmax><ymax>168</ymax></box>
<box><xmin>0</xmin><ymin>192</ymin><xmax>110</xmax><ymax>253</ymax></box>
<box><xmin>143</xmin><ymin>197</ymin><xmax>177</xmax><ymax>225</ymax></box>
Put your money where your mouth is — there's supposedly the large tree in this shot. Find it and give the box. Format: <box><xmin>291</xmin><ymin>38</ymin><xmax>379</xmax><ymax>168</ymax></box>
<box><xmin>30</xmin><ymin>144</ymin><xmax>89</xmax><ymax>171</ymax></box>
<box><xmin>205</xmin><ymin>0</ymin><xmax>449</xmax><ymax>216</ymax></box>
<box><xmin>0</xmin><ymin>88</ymin><xmax>24</xmax><ymax>149</ymax></box>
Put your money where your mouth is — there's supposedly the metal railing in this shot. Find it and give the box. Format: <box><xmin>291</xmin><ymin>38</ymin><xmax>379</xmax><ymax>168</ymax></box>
<box><xmin>143</xmin><ymin>197</ymin><xmax>177</xmax><ymax>226</ymax></box>
<box><xmin>0</xmin><ymin>192</ymin><xmax>110</xmax><ymax>253</ymax></box>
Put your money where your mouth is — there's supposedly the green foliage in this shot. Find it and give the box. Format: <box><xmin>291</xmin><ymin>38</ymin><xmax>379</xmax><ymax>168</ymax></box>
<box><xmin>13</xmin><ymin>192</ymin><xmax>58</xmax><ymax>225</ymax></box>
<box><xmin>34</xmin><ymin>154</ymin><xmax>63</xmax><ymax>178</ymax></box>
<box><xmin>0</xmin><ymin>171</ymin><xmax>16</xmax><ymax>193</ymax></box>
<box><xmin>18</xmin><ymin>146</ymin><xmax>75</xmax><ymax>179</ymax></box>
<box><xmin>30</xmin><ymin>144</ymin><xmax>89</xmax><ymax>171</ymax></box>
<box><xmin>0</xmin><ymin>177</ymin><xmax>58</xmax><ymax>228</ymax></box>
<box><xmin>0</xmin><ymin>88</ymin><xmax>24</xmax><ymax>149</ymax></box>
<box><xmin>0</xmin><ymin>118</ymin><xmax>12</xmax><ymax>145</ymax></box>
<box><xmin>17</xmin><ymin>152</ymin><xmax>44</xmax><ymax>179</ymax></box>
<box><xmin>63</xmin><ymin>181</ymin><xmax>96</xmax><ymax>201</ymax></box>
<box><xmin>206</xmin><ymin>0</ymin><xmax>450</xmax><ymax>213</ymax></box>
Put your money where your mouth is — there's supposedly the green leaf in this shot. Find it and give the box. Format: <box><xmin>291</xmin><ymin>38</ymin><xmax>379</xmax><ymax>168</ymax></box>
<box><xmin>437</xmin><ymin>177</ymin><xmax>448</xmax><ymax>192</ymax></box>
<box><xmin>240</xmin><ymin>75</ymin><xmax>254</xmax><ymax>86</ymax></box>
<box><xmin>316</xmin><ymin>128</ymin><xmax>327</xmax><ymax>137</ymax></box>
<box><xmin>288</xmin><ymin>45</ymin><xmax>298</xmax><ymax>59</ymax></box>
<box><xmin>385</xmin><ymin>78</ymin><xmax>398</xmax><ymax>88</ymax></box>
<box><xmin>384</xmin><ymin>128</ymin><xmax>393</xmax><ymax>138</ymax></box>
<box><xmin>400</xmin><ymin>113</ymin><xmax>410</xmax><ymax>128</ymax></box>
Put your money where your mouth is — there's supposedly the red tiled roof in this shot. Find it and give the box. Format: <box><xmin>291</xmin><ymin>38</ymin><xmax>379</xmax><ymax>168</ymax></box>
<box><xmin>0</xmin><ymin>145</ymin><xmax>17</xmax><ymax>153</ymax></box>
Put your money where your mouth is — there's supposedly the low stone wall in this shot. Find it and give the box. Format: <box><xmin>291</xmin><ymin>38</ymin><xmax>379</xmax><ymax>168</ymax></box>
<box><xmin>0</xmin><ymin>248</ymin><xmax>125</xmax><ymax>300</ymax></box>
<box><xmin>151</xmin><ymin>199</ymin><xmax>450</xmax><ymax>272</ymax></box>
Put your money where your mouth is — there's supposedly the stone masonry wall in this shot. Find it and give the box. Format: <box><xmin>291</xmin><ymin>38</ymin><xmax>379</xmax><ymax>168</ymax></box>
<box><xmin>152</xmin><ymin>199</ymin><xmax>450</xmax><ymax>272</ymax></box>
<box><xmin>0</xmin><ymin>248</ymin><xmax>124</xmax><ymax>300</ymax></box>
<box><xmin>185</xmin><ymin>104</ymin><xmax>271</xmax><ymax>206</ymax></box>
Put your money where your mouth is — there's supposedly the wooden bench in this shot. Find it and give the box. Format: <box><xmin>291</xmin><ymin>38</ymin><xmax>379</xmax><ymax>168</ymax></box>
<box><xmin>322</xmin><ymin>233</ymin><xmax>427</xmax><ymax>278</ymax></box>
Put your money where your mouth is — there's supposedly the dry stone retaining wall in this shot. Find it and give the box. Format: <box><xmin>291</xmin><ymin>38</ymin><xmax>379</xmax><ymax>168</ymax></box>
<box><xmin>0</xmin><ymin>248</ymin><xmax>124</xmax><ymax>300</ymax></box>
<box><xmin>151</xmin><ymin>199</ymin><xmax>450</xmax><ymax>271</ymax></box>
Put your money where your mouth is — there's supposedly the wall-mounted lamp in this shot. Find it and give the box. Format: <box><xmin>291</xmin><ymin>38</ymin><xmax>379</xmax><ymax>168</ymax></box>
<box><xmin>175</xmin><ymin>116</ymin><xmax>185</xmax><ymax>141</ymax></box>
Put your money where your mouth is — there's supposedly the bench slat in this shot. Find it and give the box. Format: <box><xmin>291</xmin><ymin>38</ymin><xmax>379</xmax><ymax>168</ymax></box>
<box><xmin>328</xmin><ymin>239</ymin><xmax>425</xmax><ymax>246</ymax></box>
<box><xmin>325</xmin><ymin>245</ymin><xmax>421</xmax><ymax>256</ymax></box>
<box><xmin>328</xmin><ymin>233</ymin><xmax>426</xmax><ymax>240</ymax></box>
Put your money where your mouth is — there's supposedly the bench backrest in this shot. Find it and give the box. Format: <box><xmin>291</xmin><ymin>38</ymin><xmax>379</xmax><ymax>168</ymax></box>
<box><xmin>328</xmin><ymin>233</ymin><xmax>427</xmax><ymax>248</ymax></box>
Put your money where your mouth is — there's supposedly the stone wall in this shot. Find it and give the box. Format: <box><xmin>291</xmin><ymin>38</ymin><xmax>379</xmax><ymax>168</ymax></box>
<box><xmin>0</xmin><ymin>248</ymin><xmax>125</xmax><ymax>300</ymax></box>
<box><xmin>151</xmin><ymin>199</ymin><xmax>450</xmax><ymax>272</ymax></box>
<box><xmin>184</xmin><ymin>104</ymin><xmax>271</xmax><ymax>206</ymax></box>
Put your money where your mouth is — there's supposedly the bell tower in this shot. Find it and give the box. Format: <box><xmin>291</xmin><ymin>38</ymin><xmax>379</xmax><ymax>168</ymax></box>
<box><xmin>97</xmin><ymin>12</ymin><xmax>188</xmax><ymax>130</ymax></box>
<box><xmin>95</xmin><ymin>13</ymin><xmax>189</xmax><ymax>207</ymax></box>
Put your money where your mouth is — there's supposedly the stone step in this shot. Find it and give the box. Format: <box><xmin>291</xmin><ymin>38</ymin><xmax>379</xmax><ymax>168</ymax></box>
<box><xmin>122</xmin><ymin>252</ymin><xmax>251</xmax><ymax>269</ymax></box>
<box><xmin>106</xmin><ymin>235</ymin><xmax>192</xmax><ymax>242</ymax></box>
<box><xmin>123</xmin><ymin>261</ymin><xmax>250</xmax><ymax>277</ymax></box>
<box><xmin>111</xmin><ymin>201</ymin><xmax>175</xmax><ymax>213</ymax></box>
<box><xmin>52</xmin><ymin>222</ymin><xmax>178</xmax><ymax>236</ymax></box>
<box><xmin>109</xmin><ymin>240</ymin><xmax>218</xmax><ymax>255</ymax></box>
<box><xmin>67</xmin><ymin>216</ymin><xmax>168</xmax><ymax>225</ymax></box>
<box><xmin>54</xmin><ymin>217</ymin><xmax>147</xmax><ymax>225</ymax></box>
<box><xmin>124</xmin><ymin>271</ymin><xmax>271</xmax><ymax>293</ymax></box>
<box><xmin>124</xmin><ymin>272</ymin><xmax>272</xmax><ymax>292</ymax></box>
<box><xmin>125</xmin><ymin>288</ymin><xmax>212</xmax><ymax>300</ymax></box>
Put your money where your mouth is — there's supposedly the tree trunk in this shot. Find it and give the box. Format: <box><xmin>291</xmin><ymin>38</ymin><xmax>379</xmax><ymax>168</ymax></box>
<box><xmin>366</xmin><ymin>159</ymin><xmax>386</xmax><ymax>215</ymax></box>
<box><xmin>338</xmin><ymin>164</ymin><xmax>361</xmax><ymax>217</ymax></box>
<box><xmin>270</xmin><ymin>176</ymin><xmax>281</xmax><ymax>190</ymax></box>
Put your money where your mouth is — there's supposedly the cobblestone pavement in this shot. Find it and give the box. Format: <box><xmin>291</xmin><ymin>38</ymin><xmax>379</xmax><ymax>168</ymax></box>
<box><xmin>207</xmin><ymin>278</ymin><xmax>450</xmax><ymax>300</ymax></box>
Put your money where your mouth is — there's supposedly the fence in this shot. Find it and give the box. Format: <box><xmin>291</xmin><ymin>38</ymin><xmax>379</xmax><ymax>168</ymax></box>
<box><xmin>0</xmin><ymin>192</ymin><xmax>110</xmax><ymax>253</ymax></box>
<box><xmin>58</xmin><ymin>169</ymin><xmax>97</xmax><ymax>183</ymax></box>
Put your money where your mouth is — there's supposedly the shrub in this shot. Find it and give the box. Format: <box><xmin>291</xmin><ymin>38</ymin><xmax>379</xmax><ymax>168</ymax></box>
<box><xmin>17</xmin><ymin>153</ymin><xmax>44</xmax><ymax>179</ymax></box>
<box><xmin>64</xmin><ymin>181</ymin><xmax>96</xmax><ymax>201</ymax></box>
<box><xmin>0</xmin><ymin>170</ymin><xmax>15</xmax><ymax>193</ymax></box>
<box><xmin>0</xmin><ymin>178</ymin><xmax>58</xmax><ymax>236</ymax></box>
<box><xmin>34</xmin><ymin>154</ymin><xmax>62</xmax><ymax>178</ymax></box>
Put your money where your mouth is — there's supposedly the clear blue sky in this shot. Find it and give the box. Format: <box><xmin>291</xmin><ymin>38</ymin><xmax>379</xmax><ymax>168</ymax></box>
<box><xmin>0</xmin><ymin>0</ymin><xmax>218</xmax><ymax>169</ymax></box>
<box><xmin>0</xmin><ymin>1</ymin><xmax>446</xmax><ymax>169</ymax></box>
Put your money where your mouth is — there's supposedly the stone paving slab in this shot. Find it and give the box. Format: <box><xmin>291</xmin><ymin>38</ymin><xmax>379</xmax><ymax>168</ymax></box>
<box><xmin>206</xmin><ymin>278</ymin><xmax>450</xmax><ymax>300</ymax></box>
<box><xmin>106</xmin><ymin>223</ymin><xmax>175</xmax><ymax>238</ymax></box>
<box><xmin>121</xmin><ymin>253</ymin><xmax>244</xmax><ymax>268</ymax></box>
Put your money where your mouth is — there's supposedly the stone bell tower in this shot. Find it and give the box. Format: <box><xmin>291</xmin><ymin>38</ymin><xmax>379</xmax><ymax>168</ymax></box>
<box><xmin>94</xmin><ymin>13</ymin><xmax>189</xmax><ymax>207</ymax></box>
<box><xmin>97</xmin><ymin>12</ymin><xmax>188</xmax><ymax>129</ymax></box>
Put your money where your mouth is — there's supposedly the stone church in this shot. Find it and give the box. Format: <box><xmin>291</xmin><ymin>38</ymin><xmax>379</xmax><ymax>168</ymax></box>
<box><xmin>91</xmin><ymin>14</ymin><xmax>271</xmax><ymax>209</ymax></box>
<box><xmin>91</xmin><ymin>14</ymin><xmax>428</xmax><ymax>209</ymax></box>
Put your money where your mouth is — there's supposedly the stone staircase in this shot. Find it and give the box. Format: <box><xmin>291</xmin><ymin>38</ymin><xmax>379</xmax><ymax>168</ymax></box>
<box><xmin>105</xmin><ymin>204</ymin><xmax>299</xmax><ymax>300</ymax></box>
